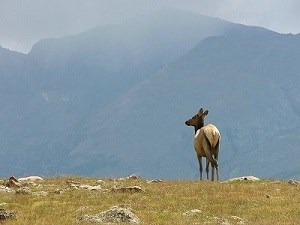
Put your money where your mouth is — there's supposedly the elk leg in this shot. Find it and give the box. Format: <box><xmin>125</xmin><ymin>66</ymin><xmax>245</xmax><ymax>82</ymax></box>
<box><xmin>214</xmin><ymin>139</ymin><xmax>220</xmax><ymax>181</ymax></box>
<box><xmin>211</xmin><ymin>165</ymin><xmax>215</xmax><ymax>181</ymax></box>
<box><xmin>215</xmin><ymin>161</ymin><xmax>219</xmax><ymax>181</ymax></box>
<box><xmin>205</xmin><ymin>159</ymin><xmax>209</xmax><ymax>180</ymax></box>
<box><xmin>197</xmin><ymin>155</ymin><xmax>203</xmax><ymax>180</ymax></box>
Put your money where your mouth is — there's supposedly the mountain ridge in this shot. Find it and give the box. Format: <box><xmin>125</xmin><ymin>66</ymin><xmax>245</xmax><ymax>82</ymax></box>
<box><xmin>1</xmin><ymin>9</ymin><xmax>299</xmax><ymax>179</ymax></box>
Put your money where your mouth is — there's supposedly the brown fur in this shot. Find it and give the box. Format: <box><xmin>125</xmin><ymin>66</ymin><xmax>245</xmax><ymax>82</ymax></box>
<box><xmin>185</xmin><ymin>108</ymin><xmax>221</xmax><ymax>181</ymax></box>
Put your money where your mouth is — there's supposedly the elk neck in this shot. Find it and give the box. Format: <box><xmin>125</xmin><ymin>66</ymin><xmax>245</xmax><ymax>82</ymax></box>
<box><xmin>194</xmin><ymin>121</ymin><xmax>204</xmax><ymax>134</ymax></box>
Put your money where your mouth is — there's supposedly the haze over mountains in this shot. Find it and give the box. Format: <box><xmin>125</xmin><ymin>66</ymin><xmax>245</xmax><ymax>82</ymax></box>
<box><xmin>1</xmin><ymin>9</ymin><xmax>299</xmax><ymax>179</ymax></box>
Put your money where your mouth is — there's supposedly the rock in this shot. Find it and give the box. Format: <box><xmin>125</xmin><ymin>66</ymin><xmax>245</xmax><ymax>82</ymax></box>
<box><xmin>18</xmin><ymin>176</ymin><xmax>44</xmax><ymax>182</ymax></box>
<box><xmin>0</xmin><ymin>209</ymin><xmax>16</xmax><ymax>221</ymax></box>
<box><xmin>79</xmin><ymin>184</ymin><xmax>102</xmax><ymax>191</ymax></box>
<box><xmin>146</xmin><ymin>179</ymin><xmax>163</xmax><ymax>183</ymax></box>
<box><xmin>67</xmin><ymin>180</ymin><xmax>104</xmax><ymax>191</ymax></box>
<box><xmin>5</xmin><ymin>176</ymin><xmax>42</xmax><ymax>188</ymax></box>
<box><xmin>182</xmin><ymin>209</ymin><xmax>202</xmax><ymax>216</ymax></box>
<box><xmin>288</xmin><ymin>179</ymin><xmax>300</xmax><ymax>186</ymax></box>
<box><xmin>127</xmin><ymin>174</ymin><xmax>139</xmax><ymax>180</ymax></box>
<box><xmin>78</xmin><ymin>206</ymin><xmax>140</xmax><ymax>224</ymax></box>
<box><xmin>225</xmin><ymin>176</ymin><xmax>260</xmax><ymax>182</ymax></box>
<box><xmin>68</xmin><ymin>182</ymin><xmax>103</xmax><ymax>191</ymax></box>
<box><xmin>0</xmin><ymin>185</ymin><xmax>14</xmax><ymax>193</ymax></box>
<box><xmin>215</xmin><ymin>217</ymin><xmax>230</xmax><ymax>225</ymax></box>
<box><xmin>95</xmin><ymin>180</ymin><xmax>105</xmax><ymax>185</ymax></box>
<box><xmin>6</xmin><ymin>176</ymin><xmax>21</xmax><ymax>188</ymax></box>
<box><xmin>112</xmin><ymin>186</ymin><xmax>144</xmax><ymax>193</ymax></box>
<box><xmin>69</xmin><ymin>183</ymin><xmax>79</xmax><ymax>189</ymax></box>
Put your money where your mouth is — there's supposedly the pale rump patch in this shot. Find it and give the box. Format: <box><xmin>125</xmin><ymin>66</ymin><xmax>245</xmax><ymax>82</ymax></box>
<box><xmin>203</xmin><ymin>124</ymin><xmax>220</xmax><ymax>147</ymax></box>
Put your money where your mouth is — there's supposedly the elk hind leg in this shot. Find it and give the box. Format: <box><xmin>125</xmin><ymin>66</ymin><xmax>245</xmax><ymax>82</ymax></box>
<box><xmin>205</xmin><ymin>159</ymin><xmax>209</xmax><ymax>180</ymax></box>
<box><xmin>197</xmin><ymin>155</ymin><xmax>203</xmax><ymax>180</ymax></box>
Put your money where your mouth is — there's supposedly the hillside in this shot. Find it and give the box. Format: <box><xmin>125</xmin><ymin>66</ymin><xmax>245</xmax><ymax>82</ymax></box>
<box><xmin>41</xmin><ymin>26</ymin><xmax>300</xmax><ymax>179</ymax></box>
<box><xmin>1</xmin><ymin>9</ymin><xmax>300</xmax><ymax>179</ymax></box>
<box><xmin>0</xmin><ymin>9</ymin><xmax>234</xmax><ymax>176</ymax></box>
<box><xmin>0</xmin><ymin>176</ymin><xmax>299</xmax><ymax>224</ymax></box>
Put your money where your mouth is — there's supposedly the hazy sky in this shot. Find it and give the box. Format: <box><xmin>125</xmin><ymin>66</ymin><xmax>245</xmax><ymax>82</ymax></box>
<box><xmin>1</xmin><ymin>0</ymin><xmax>300</xmax><ymax>53</ymax></box>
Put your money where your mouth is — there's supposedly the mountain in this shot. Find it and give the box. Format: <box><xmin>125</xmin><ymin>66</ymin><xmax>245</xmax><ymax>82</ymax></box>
<box><xmin>1</xmin><ymin>9</ymin><xmax>299</xmax><ymax>179</ymax></box>
<box><xmin>44</xmin><ymin>28</ymin><xmax>300</xmax><ymax>179</ymax></box>
<box><xmin>0</xmin><ymin>9</ymin><xmax>234</xmax><ymax>176</ymax></box>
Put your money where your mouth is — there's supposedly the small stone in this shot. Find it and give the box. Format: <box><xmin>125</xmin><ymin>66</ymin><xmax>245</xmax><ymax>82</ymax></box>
<box><xmin>288</xmin><ymin>179</ymin><xmax>300</xmax><ymax>186</ymax></box>
<box><xmin>111</xmin><ymin>186</ymin><xmax>144</xmax><ymax>193</ymax></box>
<box><xmin>0</xmin><ymin>185</ymin><xmax>14</xmax><ymax>193</ymax></box>
<box><xmin>127</xmin><ymin>174</ymin><xmax>139</xmax><ymax>180</ymax></box>
<box><xmin>146</xmin><ymin>179</ymin><xmax>163</xmax><ymax>183</ymax></box>
<box><xmin>182</xmin><ymin>209</ymin><xmax>202</xmax><ymax>216</ymax></box>
<box><xmin>0</xmin><ymin>209</ymin><xmax>16</xmax><ymax>221</ymax></box>
<box><xmin>86</xmin><ymin>185</ymin><xmax>102</xmax><ymax>191</ymax></box>
<box><xmin>95</xmin><ymin>180</ymin><xmax>105</xmax><ymax>185</ymax></box>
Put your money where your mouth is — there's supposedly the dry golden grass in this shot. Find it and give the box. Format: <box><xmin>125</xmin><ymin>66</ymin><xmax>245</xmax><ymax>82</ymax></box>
<box><xmin>0</xmin><ymin>176</ymin><xmax>299</xmax><ymax>224</ymax></box>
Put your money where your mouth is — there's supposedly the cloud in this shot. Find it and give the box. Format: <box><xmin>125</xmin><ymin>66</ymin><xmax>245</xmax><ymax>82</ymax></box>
<box><xmin>1</xmin><ymin>0</ymin><xmax>299</xmax><ymax>53</ymax></box>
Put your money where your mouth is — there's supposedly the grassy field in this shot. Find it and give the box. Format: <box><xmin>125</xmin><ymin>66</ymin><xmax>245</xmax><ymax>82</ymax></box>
<box><xmin>0</xmin><ymin>176</ymin><xmax>299</xmax><ymax>224</ymax></box>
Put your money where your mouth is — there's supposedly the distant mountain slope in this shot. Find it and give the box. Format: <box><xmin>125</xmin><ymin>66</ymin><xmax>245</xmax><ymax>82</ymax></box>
<box><xmin>1</xmin><ymin>9</ymin><xmax>299</xmax><ymax>179</ymax></box>
<box><xmin>0</xmin><ymin>9</ymin><xmax>235</xmax><ymax>176</ymax></box>
<box><xmin>40</xmin><ymin>25</ymin><xmax>300</xmax><ymax>179</ymax></box>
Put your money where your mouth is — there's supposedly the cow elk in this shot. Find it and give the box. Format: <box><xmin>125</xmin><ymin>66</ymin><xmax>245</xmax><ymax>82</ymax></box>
<box><xmin>185</xmin><ymin>108</ymin><xmax>221</xmax><ymax>181</ymax></box>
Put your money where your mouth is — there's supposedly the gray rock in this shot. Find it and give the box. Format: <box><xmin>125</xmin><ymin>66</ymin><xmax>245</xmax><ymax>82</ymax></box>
<box><xmin>0</xmin><ymin>185</ymin><xmax>14</xmax><ymax>193</ymax></box>
<box><xmin>78</xmin><ymin>206</ymin><xmax>140</xmax><ymax>224</ymax></box>
<box><xmin>127</xmin><ymin>174</ymin><xmax>139</xmax><ymax>180</ymax></box>
<box><xmin>225</xmin><ymin>176</ymin><xmax>260</xmax><ymax>182</ymax></box>
<box><xmin>288</xmin><ymin>179</ymin><xmax>300</xmax><ymax>186</ymax></box>
<box><xmin>0</xmin><ymin>209</ymin><xmax>16</xmax><ymax>221</ymax></box>
<box><xmin>111</xmin><ymin>186</ymin><xmax>144</xmax><ymax>193</ymax></box>
<box><xmin>95</xmin><ymin>180</ymin><xmax>105</xmax><ymax>185</ymax></box>
<box><xmin>182</xmin><ymin>209</ymin><xmax>202</xmax><ymax>216</ymax></box>
<box><xmin>146</xmin><ymin>179</ymin><xmax>163</xmax><ymax>183</ymax></box>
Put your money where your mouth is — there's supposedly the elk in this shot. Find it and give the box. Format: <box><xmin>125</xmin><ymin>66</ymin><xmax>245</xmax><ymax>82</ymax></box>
<box><xmin>185</xmin><ymin>108</ymin><xmax>221</xmax><ymax>181</ymax></box>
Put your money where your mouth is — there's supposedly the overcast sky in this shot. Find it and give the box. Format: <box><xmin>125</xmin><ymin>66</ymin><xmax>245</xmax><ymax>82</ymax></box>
<box><xmin>1</xmin><ymin>0</ymin><xmax>300</xmax><ymax>53</ymax></box>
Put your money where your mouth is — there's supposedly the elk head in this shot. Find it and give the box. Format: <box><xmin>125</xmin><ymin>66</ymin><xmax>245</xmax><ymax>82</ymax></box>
<box><xmin>185</xmin><ymin>108</ymin><xmax>209</xmax><ymax>132</ymax></box>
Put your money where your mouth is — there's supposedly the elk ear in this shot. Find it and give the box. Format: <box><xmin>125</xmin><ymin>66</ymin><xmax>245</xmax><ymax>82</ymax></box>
<box><xmin>199</xmin><ymin>108</ymin><xmax>203</xmax><ymax>114</ymax></box>
<box><xmin>204</xmin><ymin>110</ymin><xmax>209</xmax><ymax>116</ymax></box>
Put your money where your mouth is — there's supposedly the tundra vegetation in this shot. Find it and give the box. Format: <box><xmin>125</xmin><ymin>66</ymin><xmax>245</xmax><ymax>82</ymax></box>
<box><xmin>0</xmin><ymin>176</ymin><xmax>299</xmax><ymax>224</ymax></box>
